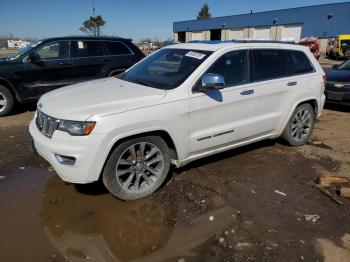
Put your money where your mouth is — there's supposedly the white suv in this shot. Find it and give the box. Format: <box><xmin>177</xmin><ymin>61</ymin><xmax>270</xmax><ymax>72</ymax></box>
<box><xmin>29</xmin><ymin>41</ymin><xmax>326</xmax><ymax>200</ymax></box>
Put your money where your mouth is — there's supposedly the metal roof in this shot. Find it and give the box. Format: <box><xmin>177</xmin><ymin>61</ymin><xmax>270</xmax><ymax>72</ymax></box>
<box><xmin>173</xmin><ymin>2</ymin><xmax>350</xmax><ymax>38</ymax></box>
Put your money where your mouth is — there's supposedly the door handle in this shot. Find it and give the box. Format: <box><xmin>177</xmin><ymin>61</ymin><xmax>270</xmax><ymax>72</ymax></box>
<box><xmin>287</xmin><ymin>81</ymin><xmax>297</xmax><ymax>86</ymax></box>
<box><xmin>240</xmin><ymin>89</ymin><xmax>254</xmax><ymax>95</ymax></box>
<box><xmin>59</xmin><ymin>61</ymin><xmax>71</xmax><ymax>66</ymax></box>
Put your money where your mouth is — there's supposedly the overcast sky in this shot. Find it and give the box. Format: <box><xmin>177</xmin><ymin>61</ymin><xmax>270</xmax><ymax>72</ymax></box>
<box><xmin>0</xmin><ymin>0</ymin><xmax>346</xmax><ymax>41</ymax></box>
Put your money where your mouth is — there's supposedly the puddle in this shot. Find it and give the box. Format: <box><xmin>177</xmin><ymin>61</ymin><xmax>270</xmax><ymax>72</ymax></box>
<box><xmin>0</xmin><ymin>167</ymin><xmax>234</xmax><ymax>262</ymax></box>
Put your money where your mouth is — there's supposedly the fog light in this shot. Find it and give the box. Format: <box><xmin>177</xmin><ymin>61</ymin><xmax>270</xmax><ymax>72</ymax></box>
<box><xmin>55</xmin><ymin>154</ymin><xmax>76</xmax><ymax>165</ymax></box>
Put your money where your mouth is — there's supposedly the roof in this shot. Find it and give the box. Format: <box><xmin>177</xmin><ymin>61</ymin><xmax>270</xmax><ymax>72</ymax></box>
<box><xmin>39</xmin><ymin>36</ymin><xmax>132</xmax><ymax>42</ymax></box>
<box><xmin>173</xmin><ymin>2</ymin><xmax>350</xmax><ymax>38</ymax></box>
<box><xmin>166</xmin><ymin>40</ymin><xmax>306</xmax><ymax>52</ymax></box>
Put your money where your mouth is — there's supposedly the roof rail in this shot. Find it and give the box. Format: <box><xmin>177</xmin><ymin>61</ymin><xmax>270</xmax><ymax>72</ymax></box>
<box><xmin>189</xmin><ymin>40</ymin><xmax>297</xmax><ymax>45</ymax></box>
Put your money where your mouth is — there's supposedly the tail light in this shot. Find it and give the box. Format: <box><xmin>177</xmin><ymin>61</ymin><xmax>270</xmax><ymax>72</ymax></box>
<box><xmin>323</xmin><ymin>75</ymin><xmax>327</xmax><ymax>82</ymax></box>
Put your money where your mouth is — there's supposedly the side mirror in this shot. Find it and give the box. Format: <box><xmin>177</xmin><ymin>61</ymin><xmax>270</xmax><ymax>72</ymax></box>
<box><xmin>332</xmin><ymin>64</ymin><xmax>339</xmax><ymax>70</ymax></box>
<box><xmin>27</xmin><ymin>52</ymin><xmax>41</xmax><ymax>63</ymax></box>
<box><xmin>198</xmin><ymin>73</ymin><xmax>225</xmax><ymax>91</ymax></box>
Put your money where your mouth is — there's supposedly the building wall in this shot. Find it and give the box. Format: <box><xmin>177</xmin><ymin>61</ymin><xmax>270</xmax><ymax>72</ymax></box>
<box><xmin>174</xmin><ymin>2</ymin><xmax>350</xmax><ymax>40</ymax></box>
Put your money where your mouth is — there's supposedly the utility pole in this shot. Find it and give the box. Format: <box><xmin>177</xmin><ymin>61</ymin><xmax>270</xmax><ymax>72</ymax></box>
<box><xmin>92</xmin><ymin>0</ymin><xmax>96</xmax><ymax>16</ymax></box>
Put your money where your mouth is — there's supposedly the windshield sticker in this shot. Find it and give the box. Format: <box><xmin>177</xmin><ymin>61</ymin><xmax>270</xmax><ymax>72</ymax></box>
<box><xmin>185</xmin><ymin>51</ymin><xmax>206</xmax><ymax>60</ymax></box>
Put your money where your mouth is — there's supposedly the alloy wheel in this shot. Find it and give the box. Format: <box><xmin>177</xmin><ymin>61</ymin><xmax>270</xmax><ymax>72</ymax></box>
<box><xmin>291</xmin><ymin>108</ymin><xmax>313</xmax><ymax>143</ymax></box>
<box><xmin>0</xmin><ymin>92</ymin><xmax>7</xmax><ymax>113</ymax></box>
<box><xmin>116</xmin><ymin>142</ymin><xmax>164</xmax><ymax>193</ymax></box>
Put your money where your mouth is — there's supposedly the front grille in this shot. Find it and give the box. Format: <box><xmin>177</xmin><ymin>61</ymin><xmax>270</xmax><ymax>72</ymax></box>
<box><xmin>36</xmin><ymin>109</ymin><xmax>59</xmax><ymax>138</ymax></box>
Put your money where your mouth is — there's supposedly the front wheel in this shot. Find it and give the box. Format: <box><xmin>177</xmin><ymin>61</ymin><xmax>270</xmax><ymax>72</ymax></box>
<box><xmin>102</xmin><ymin>136</ymin><xmax>171</xmax><ymax>200</ymax></box>
<box><xmin>282</xmin><ymin>103</ymin><xmax>315</xmax><ymax>146</ymax></box>
<box><xmin>0</xmin><ymin>85</ymin><xmax>14</xmax><ymax>117</ymax></box>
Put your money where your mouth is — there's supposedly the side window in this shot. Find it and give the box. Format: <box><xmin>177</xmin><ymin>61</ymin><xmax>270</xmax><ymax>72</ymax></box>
<box><xmin>206</xmin><ymin>50</ymin><xmax>250</xmax><ymax>87</ymax></box>
<box><xmin>253</xmin><ymin>49</ymin><xmax>287</xmax><ymax>81</ymax></box>
<box><xmin>286</xmin><ymin>50</ymin><xmax>314</xmax><ymax>75</ymax></box>
<box><xmin>71</xmin><ymin>41</ymin><xmax>105</xmax><ymax>58</ymax></box>
<box><xmin>35</xmin><ymin>41</ymin><xmax>69</xmax><ymax>60</ymax></box>
<box><xmin>105</xmin><ymin>41</ymin><xmax>132</xmax><ymax>55</ymax></box>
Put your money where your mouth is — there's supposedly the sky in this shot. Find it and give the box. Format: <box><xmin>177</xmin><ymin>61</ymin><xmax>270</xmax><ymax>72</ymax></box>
<box><xmin>0</xmin><ymin>0</ymin><xmax>347</xmax><ymax>42</ymax></box>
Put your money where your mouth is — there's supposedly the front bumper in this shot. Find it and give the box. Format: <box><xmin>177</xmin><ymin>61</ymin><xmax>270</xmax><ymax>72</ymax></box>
<box><xmin>325</xmin><ymin>90</ymin><xmax>350</xmax><ymax>105</ymax></box>
<box><xmin>29</xmin><ymin>120</ymin><xmax>108</xmax><ymax>184</ymax></box>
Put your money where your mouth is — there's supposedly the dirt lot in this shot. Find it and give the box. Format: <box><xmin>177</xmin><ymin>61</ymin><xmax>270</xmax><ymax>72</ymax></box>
<box><xmin>0</xmin><ymin>56</ymin><xmax>349</xmax><ymax>262</ymax></box>
<box><xmin>0</xmin><ymin>100</ymin><xmax>349</xmax><ymax>262</ymax></box>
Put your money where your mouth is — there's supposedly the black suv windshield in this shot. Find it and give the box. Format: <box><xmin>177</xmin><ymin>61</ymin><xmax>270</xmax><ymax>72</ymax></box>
<box><xmin>7</xmin><ymin>41</ymin><xmax>42</xmax><ymax>61</ymax></box>
<box><xmin>122</xmin><ymin>48</ymin><xmax>212</xmax><ymax>89</ymax></box>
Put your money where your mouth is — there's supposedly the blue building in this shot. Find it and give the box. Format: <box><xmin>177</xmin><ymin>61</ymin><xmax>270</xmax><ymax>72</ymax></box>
<box><xmin>173</xmin><ymin>2</ymin><xmax>350</xmax><ymax>51</ymax></box>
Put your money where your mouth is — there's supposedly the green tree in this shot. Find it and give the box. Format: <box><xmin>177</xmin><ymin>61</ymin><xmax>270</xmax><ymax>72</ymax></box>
<box><xmin>79</xmin><ymin>15</ymin><xmax>106</xmax><ymax>36</ymax></box>
<box><xmin>197</xmin><ymin>4</ymin><xmax>211</xmax><ymax>20</ymax></box>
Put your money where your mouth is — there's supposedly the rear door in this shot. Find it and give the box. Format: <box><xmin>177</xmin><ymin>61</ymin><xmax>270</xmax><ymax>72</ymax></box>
<box><xmin>70</xmin><ymin>40</ymin><xmax>108</xmax><ymax>81</ymax></box>
<box><xmin>20</xmin><ymin>40</ymin><xmax>75</xmax><ymax>97</ymax></box>
<box><xmin>249</xmin><ymin>49</ymin><xmax>292</xmax><ymax>135</ymax></box>
<box><xmin>104</xmin><ymin>41</ymin><xmax>135</xmax><ymax>75</ymax></box>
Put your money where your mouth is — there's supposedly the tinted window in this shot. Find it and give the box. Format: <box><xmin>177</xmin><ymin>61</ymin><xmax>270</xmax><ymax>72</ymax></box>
<box><xmin>105</xmin><ymin>41</ymin><xmax>132</xmax><ymax>55</ymax></box>
<box><xmin>285</xmin><ymin>50</ymin><xmax>314</xmax><ymax>75</ymax></box>
<box><xmin>36</xmin><ymin>41</ymin><xmax>69</xmax><ymax>60</ymax></box>
<box><xmin>206</xmin><ymin>50</ymin><xmax>249</xmax><ymax>87</ymax></box>
<box><xmin>253</xmin><ymin>49</ymin><xmax>287</xmax><ymax>81</ymax></box>
<box><xmin>71</xmin><ymin>41</ymin><xmax>105</xmax><ymax>58</ymax></box>
<box><xmin>122</xmin><ymin>48</ymin><xmax>212</xmax><ymax>90</ymax></box>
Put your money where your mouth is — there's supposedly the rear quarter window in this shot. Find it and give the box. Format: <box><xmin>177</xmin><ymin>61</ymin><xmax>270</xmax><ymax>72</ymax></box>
<box><xmin>285</xmin><ymin>50</ymin><xmax>314</xmax><ymax>75</ymax></box>
<box><xmin>105</xmin><ymin>41</ymin><xmax>132</xmax><ymax>55</ymax></box>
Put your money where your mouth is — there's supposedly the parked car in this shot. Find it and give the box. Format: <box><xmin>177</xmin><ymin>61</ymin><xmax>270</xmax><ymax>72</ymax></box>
<box><xmin>29</xmin><ymin>41</ymin><xmax>325</xmax><ymax>200</ymax></box>
<box><xmin>326</xmin><ymin>35</ymin><xmax>350</xmax><ymax>60</ymax></box>
<box><xmin>325</xmin><ymin>59</ymin><xmax>350</xmax><ymax>105</ymax></box>
<box><xmin>299</xmin><ymin>38</ymin><xmax>320</xmax><ymax>60</ymax></box>
<box><xmin>0</xmin><ymin>36</ymin><xmax>145</xmax><ymax>116</ymax></box>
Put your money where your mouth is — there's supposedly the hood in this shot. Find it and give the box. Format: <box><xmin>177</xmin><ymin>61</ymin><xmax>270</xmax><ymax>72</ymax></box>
<box><xmin>326</xmin><ymin>69</ymin><xmax>350</xmax><ymax>82</ymax></box>
<box><xmin>39</xmin><ymin>77</ymin><xmax>167</xmax><ymax>120</ymax></box>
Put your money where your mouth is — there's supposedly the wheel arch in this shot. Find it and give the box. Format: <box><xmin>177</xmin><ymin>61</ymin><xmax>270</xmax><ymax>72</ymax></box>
<box><xmin>280</xmin><ymin>97</ymin><xmax>319</xmax><ymax>135</ymax></box>
<box><xmin>0</xmin><ymin>77</ymin><xmax>19</xmax><ymax>102</ymax></box>
<box><xmin>97</xmin><ymin>129</ymin><xmax>180</xmax><ymax>180</ymax></box>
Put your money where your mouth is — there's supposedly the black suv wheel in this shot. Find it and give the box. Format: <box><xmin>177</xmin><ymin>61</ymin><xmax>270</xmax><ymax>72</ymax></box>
<box><xmin>0</xmin><ymin>85</ymin><xmax>14</xmax><ymax>117</ymax></box>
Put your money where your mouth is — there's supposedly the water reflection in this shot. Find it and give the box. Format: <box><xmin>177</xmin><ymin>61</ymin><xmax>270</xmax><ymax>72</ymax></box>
<box><xmin>41</xmin><ymin>177</ymin><xmax>174</xmax><ymax>261</ymax></box>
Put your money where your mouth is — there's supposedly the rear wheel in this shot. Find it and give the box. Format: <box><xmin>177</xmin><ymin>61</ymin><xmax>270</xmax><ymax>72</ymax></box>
<box><xmin>103</xmin><ymin>136</ymin><xmax>171</xmax><ymax>200</ymax></box>
<box><xmin>0</xmin><ymin>85</ymin><xmax>14</xmax><ymax>117</ymax></box>
<box><xmin>282</xmin><ymin>103</ymin><xmax>315</xmax><ymax>146</ymax></box>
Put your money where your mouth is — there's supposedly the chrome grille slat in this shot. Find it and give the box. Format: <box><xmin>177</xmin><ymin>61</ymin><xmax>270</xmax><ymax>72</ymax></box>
<box><xmin>36</xmin><ymin>109</ymin><xmax>59</xmax><ymax>138</ymax></box>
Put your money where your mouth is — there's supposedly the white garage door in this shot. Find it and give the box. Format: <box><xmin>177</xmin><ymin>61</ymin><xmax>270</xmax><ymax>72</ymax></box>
<box><xmin>282</xmin><ymin>25</ymin><xmax>302</xmax><ymax>42</ymax></box>
<box><xmin>229</xmin><ymin>29</ymin><xmax>244</xmax><ymax>40</ymax></box>
<box><xmin>253</xmin><ymin>27</ymin><xmax>271</xmax><ymax>40</ymax></box>
<box><xmin>191</xmin><ymin>31</ymin><xmax>203</xmax><ymax>41</ymax></box>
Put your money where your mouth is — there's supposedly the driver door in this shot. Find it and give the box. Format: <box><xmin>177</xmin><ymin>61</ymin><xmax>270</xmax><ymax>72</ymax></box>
<box><xmin>20</xmin><ymin>41</ymin><xmax>76</xmax><ymax>98</ymax></box>
<box><xmin>189</xmin><ymin>50</ymin><xmax>256</xmax><ymax>153</ymax></box>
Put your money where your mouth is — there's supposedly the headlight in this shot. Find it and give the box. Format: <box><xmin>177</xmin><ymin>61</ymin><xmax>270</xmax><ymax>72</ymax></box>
<box><xmin>57</xmin><ymin>120</ymin><xmax>96</xmax><ymax>136</ymax></box>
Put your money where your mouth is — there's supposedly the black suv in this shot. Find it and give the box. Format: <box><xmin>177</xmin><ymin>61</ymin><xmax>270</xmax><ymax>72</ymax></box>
<box><xmin>0</xmin><ymin>36</ymin><xmax>145</xmax><ymax>116</ymax></box>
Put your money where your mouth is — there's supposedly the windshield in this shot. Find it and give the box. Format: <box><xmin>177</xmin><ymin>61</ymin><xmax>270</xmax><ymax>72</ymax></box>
<box><xmin>340</xmin><ymin>40</ymin><xmax>350</xmax><ymax>49</ymax></box>
<box><xmin>122</xmin><ymin>48</ymin><xmax>213</xmax><ymax>89</ymax></box>
<box><xmin>6</xmin><ymin>41</ymin><xmax>42</xmax><ymax>60</ymax></box>
<box><xmin>338</xmin><ymin>59</ymin><xmax>350</xmax><ymax>70</ymax></box>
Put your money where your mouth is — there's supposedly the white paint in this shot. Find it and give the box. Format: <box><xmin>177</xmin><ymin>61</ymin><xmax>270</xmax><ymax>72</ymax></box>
<box><xmin>30</xmin><ymin>42</ymin><xmax>325</xmax><ymax>188</ymax></box>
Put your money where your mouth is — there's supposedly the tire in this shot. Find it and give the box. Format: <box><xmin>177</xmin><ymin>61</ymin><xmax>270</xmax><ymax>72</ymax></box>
<box><xmin>0</xmin><ymin>85</ymin><xmax>14</xmax><ymax>117</ymax></box>
<box><xmin>102</xmin><ymin>136</ymin><xmax>171</xmax><ymax>200</ymax></box>
<box><xmin>282</xmin><ymin>103</ymin><xmax>315</xmax><ymax>147</ymax></box>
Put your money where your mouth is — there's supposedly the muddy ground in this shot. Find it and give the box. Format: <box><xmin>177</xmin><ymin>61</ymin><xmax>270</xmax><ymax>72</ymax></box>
<box><xmin>0</xmin><ymin>101</ymin><xmax>349</xmax><ymax>262</ymax></box>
